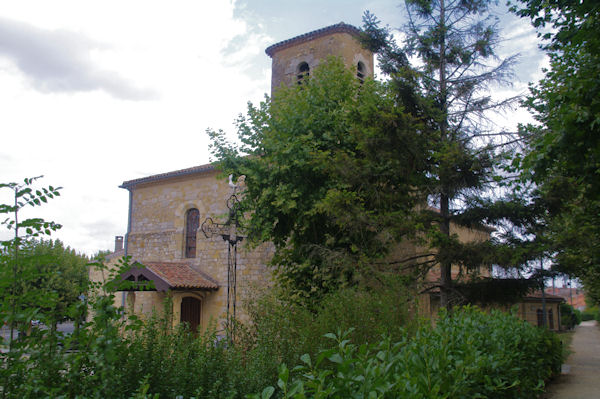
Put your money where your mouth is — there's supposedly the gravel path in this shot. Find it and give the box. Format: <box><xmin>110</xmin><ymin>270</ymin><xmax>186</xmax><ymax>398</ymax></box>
<box><xmin>542</xmin><ymin>320</ymin><xmax>600</xmax><ymax>399</ymax></box>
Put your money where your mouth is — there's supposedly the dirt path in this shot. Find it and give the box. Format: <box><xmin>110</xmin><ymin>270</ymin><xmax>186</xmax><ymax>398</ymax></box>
<box><xmin>542</xmin><ymin>320</ymin><xmax>600</xmax><ymax>399</ymax></box>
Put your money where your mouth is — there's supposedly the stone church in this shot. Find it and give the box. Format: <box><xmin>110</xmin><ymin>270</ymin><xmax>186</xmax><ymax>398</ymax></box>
<box><xmin>93</xmin><ymin>22</ymin><xmax>563</xmax><ymax>333</ymax></box>
<box><xmin>92</xmin><ymin>23</ymin><xmax>377</xmax><ymax>333</ymax></box>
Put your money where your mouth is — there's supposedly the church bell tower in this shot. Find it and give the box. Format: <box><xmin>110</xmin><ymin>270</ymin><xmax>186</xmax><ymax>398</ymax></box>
<box><xmin>265</xmin><ymin>22</ymin><xmax>374</xmax><ymax>94</ymax></box>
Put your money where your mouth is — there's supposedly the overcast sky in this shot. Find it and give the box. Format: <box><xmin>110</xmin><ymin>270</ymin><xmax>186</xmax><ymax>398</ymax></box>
<box><xmin>0</xmin><ymin>0</ymin><xmax>545</xmax><ymax>256</ymax></box>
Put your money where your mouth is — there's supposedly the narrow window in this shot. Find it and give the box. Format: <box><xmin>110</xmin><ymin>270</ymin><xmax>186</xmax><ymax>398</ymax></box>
<box><xmin>357</xmin><ymin>61</ymin><xmax>365</xmax><ymax>83</ymax></box>
<box><xmin>297</xmin><ymin>62</ymin><xmax>310</xmax><ymax>85</ymax></box>
<box><xmin>185</xmin><ymin>208</ymin><xmax>199</xmax><ymax>258</ymax></box>
<box><xmin>536</xmin><ymin>309</ymin><xmax>544</xmax><ymax>327</ymax></box>
<box><xmin>548</xmin><ymin>309</ymin><xmax>554</xmax><ymax>330</ymax></box>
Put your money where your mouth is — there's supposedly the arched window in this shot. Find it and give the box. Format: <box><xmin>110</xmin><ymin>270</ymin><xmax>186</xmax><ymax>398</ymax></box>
<box><xmin>185</xmin><ymin>208</ymin><xmax>199</xmax><ymax>258</ymax></box>
<box><xmin>297</xmin><ymin>62</ymin><xmax>310</xmax><ymax>85</ymax></box>
<box><xmin>536</xmin><ymin>308</ymin><xmax>544</xmax><ymax>327</ymax></box>
<box><xmin>357</xmin><ymin>61</ymin><xmax>365</xmax><ymax>83</ymax></box>
<box><xmin>548</xmin><ymin>309</ymin><xmax>554</xmax><ymax>330</ymax></box>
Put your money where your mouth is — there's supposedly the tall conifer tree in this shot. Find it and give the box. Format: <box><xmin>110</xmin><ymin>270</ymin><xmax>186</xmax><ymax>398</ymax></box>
<box><xmin>363</xmin><ymin>1</ymin><xmax>526</xmax><ymax>308</ymax></box>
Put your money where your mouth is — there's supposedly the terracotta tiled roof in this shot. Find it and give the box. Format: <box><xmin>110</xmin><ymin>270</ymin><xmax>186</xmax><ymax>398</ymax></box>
<box><xmin>524</xmin><ymin>290</ymin><xmax>565</xmax><ymax>302</ymax></box>
<box><xmin>120</xmin><ymin>163</ymin><xmax>215</xmax><ymax>189</ymax></box>
<box><xmin>144</xmin><ymin>262</ymin><xmax>218</xmax><ymax>290</ymax></box>
<box><xmin>121</xmin><ymin>261</ymin><xmax>219</xmax><ymax>291</ymax></box>
<box><xmin>265</xmin><ymin>22</ymin><xmax>361</xmax><ymax>57</ymax></box>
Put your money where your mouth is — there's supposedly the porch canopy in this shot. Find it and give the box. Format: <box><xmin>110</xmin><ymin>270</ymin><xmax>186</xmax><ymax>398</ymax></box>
<box><xmin>120</xmin><ymin>261</ymin><xmax>219</xmax><ymax>292</ymax></box>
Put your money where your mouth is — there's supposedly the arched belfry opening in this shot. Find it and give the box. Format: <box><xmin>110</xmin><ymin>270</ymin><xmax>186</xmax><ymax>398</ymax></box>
<box><xmin>357</xmin><ymin>61</ymin><xmax>365</xmax><ymax>83</ymax></box>
<box><xmin>297</xmin><ymin>62</ymin><xmax>310</xmax><ymax>85</ymax></box>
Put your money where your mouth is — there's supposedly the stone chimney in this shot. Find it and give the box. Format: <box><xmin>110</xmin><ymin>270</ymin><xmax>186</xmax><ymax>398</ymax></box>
<box><xmin>115</xmin><ymin>236</ymin><xmax>124</xmax><ymax>252</ymax></box>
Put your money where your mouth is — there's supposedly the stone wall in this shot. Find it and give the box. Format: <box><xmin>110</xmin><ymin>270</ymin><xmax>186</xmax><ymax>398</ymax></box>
<box><xmin>125</xmin><ymin>169</ymin><xmax>273</xmax><ymax>331</ymax></box>
<box><xmin>270</xmin><ymin>31</ymin><xmax>374</xmax><ymax>92</ymax></box>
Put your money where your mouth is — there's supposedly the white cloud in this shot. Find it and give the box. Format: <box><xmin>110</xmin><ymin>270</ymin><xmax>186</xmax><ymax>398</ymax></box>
<box><xmin>0</xmin><ymin>0</ymin><xmax>546</xmax><ymax>256</ymax></box>
<box><xmin>0</xmin><ymin>16</ymin><xmax>157</xmax><ymax>100</ymax></box>
<box><xmin>0</xmin><ymin>0</ymin><xmax>273</xmax><ymax>255</ymax></box>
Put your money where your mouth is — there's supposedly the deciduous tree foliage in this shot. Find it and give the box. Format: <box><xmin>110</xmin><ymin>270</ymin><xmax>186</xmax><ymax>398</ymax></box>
<box><xmin>513</xmin><ymin>0</ymin><xmax>600</xmax><ymax>304</ymax></box>
<box><xmin>0</xmin><ymin>239</ymin><xmax>89</xmax><ymax>323</ymax></box>
<box><xmin>0</xmin><ymin>177</ymin><xmax>63</xmax><ymax>344</ymax></box>
<box><xmin>208</xmin><ymin>58</ymin><xmax>431</xmax><ymax>303</ymax></box>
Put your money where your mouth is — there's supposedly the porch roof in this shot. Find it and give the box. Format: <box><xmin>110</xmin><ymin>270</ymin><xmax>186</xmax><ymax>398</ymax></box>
<box><xmin>121</xmin><ymin>261</ymin><xmax>219</xmax><ymax>292</ymax></box>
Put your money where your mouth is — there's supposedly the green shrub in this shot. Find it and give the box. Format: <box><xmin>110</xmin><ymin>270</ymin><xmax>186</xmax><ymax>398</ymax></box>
<box><xmin>560</xmin><ymin>303</ymin><xmax>581</xmax><ymax>329</ymax></box>
<box><xmin>581</xmin><ymin>306</ymin><xmax>598</xmax><ymax>321</ymax></box>
<box><xmin>252</xmin><ymin>307</ymin><xmax>563</xmax><ymax>399</ymax></box>
<box><xmin>234</xmin><ymin>283</ymin><xmax>417</xmax><ymax>396</ymax></box>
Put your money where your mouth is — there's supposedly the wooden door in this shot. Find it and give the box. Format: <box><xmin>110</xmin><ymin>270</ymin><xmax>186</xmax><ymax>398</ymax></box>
<box><xmin>180</xmin><ymin>297</ymin><xmax>202</xmax><ymax>333</ymax></box>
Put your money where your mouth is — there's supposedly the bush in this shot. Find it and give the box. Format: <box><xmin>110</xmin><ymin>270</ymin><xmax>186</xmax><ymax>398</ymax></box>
<box><xmin>0</xmin><ymin>256</ymin><xmax>562</xmax><ymax>399</ymax></box>
<box><xmin>560</xmin><ymin>303</ymin><xmax>581</xmax><ymax>329</ymax></box>
<box><xmin>252</xmin><ymin>307</ymin><xmax>563</xmax><ymax>399</ymax></box>
<box><xmin>237</xmin><ymin>283</ymin><xmax>417</xmax><ymax>393</ymax></box>
<box><xmin>581</xmin><ymin>306</ymin><xmax>599</xmax><ymax>321</ymax></box>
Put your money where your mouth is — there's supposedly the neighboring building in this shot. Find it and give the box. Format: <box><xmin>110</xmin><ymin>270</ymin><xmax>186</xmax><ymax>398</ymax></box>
<box><xmin>549</xmin><ymin>286</ymin><xmax>586</xmax><ymax>310</ymax></box>
<box><xmin>87</xmin><ymin>236</ymin><xmax>125</xmax><ymax>314</ymax></box>
<box><xmin>518</xmin><ymin>291</ymin><xmax>564</xmax><ymax>331</ymax></box>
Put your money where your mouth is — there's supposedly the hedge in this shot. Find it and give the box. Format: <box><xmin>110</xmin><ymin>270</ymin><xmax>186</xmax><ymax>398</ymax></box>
<box><xmin>252</xmin><ymin>307</ymin><xmax>562</xmax><ymax>399</ymax></box>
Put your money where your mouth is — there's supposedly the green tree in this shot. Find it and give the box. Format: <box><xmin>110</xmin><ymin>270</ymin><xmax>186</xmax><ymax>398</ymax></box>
<box><xmin>0</xmin><ymin>177</ymin><xmax>61</xmax><ymax>346</ymax></box>
<box><xmin>0</xmin><ymin>239</ymin><xmax>89</xmax><ymax>324</ymax></box>
<box><xmin>513</xmin><ymin>0</ymin><xmax>600</xmax><ymax>304</ymax></box>
<box><xmin>208</xmin><ymin>58</ymin><xmax>431</xmax><ymax>303</ymax></box>
<box><xmin>362</xmin><ymin>2</ymin><xmax>540</xmax><ymax>308</ymax></box>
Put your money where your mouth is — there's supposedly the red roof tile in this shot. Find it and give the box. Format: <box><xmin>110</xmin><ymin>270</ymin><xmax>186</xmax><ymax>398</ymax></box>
<box><xmin>121</xmin><ymin>261</ymin><xmax>219</xmax><ymax>291</ymax></box>
<box><xmin>144</xmin><ymin>262</ymin><xmax>218</xmax><ymax>290</ymax></box>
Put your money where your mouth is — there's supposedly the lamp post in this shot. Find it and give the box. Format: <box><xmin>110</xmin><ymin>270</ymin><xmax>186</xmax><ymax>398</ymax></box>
<box><xmin>201</xmin><ymin>176</ymin><xmax>245</xmax><ymax>341</ymax></box>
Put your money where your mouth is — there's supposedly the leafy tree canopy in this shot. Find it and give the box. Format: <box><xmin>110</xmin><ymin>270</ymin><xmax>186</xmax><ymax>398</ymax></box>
<box><xmin>513</xmin><ymin>0</ymin><xmax>600</xmax><ymax>304</ymax></box>
<box><xmin>0</xmin><ymin>239</ymin><xmax>89</xmax><ymax>323</ymax></box>
<box><xmin>208</xmin><ymin>58</ymin><xmax>432</xmax><ymax>303</ymax></box>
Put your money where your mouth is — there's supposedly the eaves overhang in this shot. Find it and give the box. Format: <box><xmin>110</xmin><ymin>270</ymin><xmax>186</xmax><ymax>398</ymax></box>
<box><xmin>120</xmin><ymin>261</ymin><xmax>219</xmax><ymax>292</ymax></box>
<box><xmin>265</xmin><ymin>22</ymin><xmax>361</xmax><ymax>57</ymax></box>
<box><xmin>119</xmin><ymin>163</ymin><xmax>216</xmax><ymax>190</ymax></box>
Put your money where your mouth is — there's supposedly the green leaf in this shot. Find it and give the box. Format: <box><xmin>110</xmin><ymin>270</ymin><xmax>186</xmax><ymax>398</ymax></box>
<box><xmin>300</xmin><ymin>353</ymin><xmax>312</xmax><ymax>367</ymax></box>
<box><xmin>328</xmin><ymin>353</ymin><xmax>343</xmax><ymax>364</ymax></box>
<box><xmin>261</xmin><ymin>386</ymin><xmax>274</xmax><ymax>399</ymax></box>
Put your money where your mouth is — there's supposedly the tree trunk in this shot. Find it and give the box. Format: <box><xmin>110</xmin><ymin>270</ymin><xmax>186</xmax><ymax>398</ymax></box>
<box><xmin>440</xmin><ymin>193</ymin><xmax>452</xmax><ymax>309</ymax></box>
<box><xmin>438</xmin><ymin>0</ymin><xmax>452</xmax><ymax>310</ymax></box>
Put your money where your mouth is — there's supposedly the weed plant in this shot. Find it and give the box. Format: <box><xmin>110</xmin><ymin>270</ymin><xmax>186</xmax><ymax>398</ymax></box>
<box><xmin>237</xmin><ymin>283</ymin><xmax>417</xmax><ymax>393</ymax></box>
